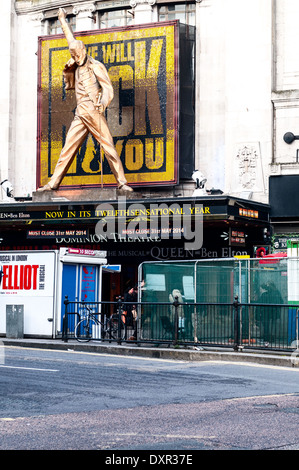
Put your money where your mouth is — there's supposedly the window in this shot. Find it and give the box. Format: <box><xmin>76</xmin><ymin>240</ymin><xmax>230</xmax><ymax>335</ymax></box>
<box><xmin>48</xmin><ymin>15</ymin><xmax>76</xmax><ymax>35</ymax></box>
<box><xmin>158</xmin><ymin>3</ymin><xmax>195</xmax><ymax>26</ymax></box>
<box><xmin>182</xmin><ymin>276</ymin><xmax>195</xmax><ymax>300</ymax></box>
<box><xmin>145</xmin><ymin>274</ymin><xmax>166</xmax><ymax>292</ymax></box>
<box><xmin>99</xmin><ymin>9</ymin><xmax>134</xmax><ymax>29</ymax></box>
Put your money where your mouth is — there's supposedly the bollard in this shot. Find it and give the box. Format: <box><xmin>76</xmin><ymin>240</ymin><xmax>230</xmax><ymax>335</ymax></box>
<box><xmin>296</xmin><ymin>309</ymin><xmax>299</xmax><ymax>347</ymax></box>
<box><xmin>117</xmin><ymin>296</ymin><xmax>123</xmax><ymax>344</ymax></box>
<box><xmin>173</xmin><ymin>295</ymin><xmax>180</xmax><ymax>346</ymax></box>
<box><xmin>62</xmin><ymin>295</ymin><xmax>69</xmax><ymax>343</ymax></box>
<box><xmin>233</xmin><ymin>296</ymin><xmax>241</xmax><ymax>351</ymax></box>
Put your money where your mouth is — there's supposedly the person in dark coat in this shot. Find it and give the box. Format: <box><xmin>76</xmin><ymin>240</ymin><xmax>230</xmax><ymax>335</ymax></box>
<box><xmin>257</xmin><ymin>282</ymin><xmax>283</xmax><ymax>344</ymax></box>
<box><xmin>124</xmin><ymin>285</ymin><xmax>138</xmax><ymax>327</ymax></box>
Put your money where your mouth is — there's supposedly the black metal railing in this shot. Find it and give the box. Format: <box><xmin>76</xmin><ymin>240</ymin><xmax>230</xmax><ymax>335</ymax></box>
<box><xmin>61</xmin><ymin>295</ymin><xmax>299</xmax><ymax>351</ymax></box>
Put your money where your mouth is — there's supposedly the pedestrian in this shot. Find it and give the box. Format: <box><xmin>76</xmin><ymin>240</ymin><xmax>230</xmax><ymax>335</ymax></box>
<box><xmin>257</xmin><ymin>281</ymin><xmax>283</xmax><ymax>344</ymax></box>
<box><xmin>124</xmin><ymin>284</ymin><xmax>138</xmax><ymax>327</ymax></box>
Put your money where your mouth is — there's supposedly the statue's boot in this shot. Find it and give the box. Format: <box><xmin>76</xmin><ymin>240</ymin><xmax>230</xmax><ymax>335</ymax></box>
<box><xmin>118</xmin><ymin>184</ymin><xmax>133</xmax><ymax>193</ymax></box>
<box><xmin>37</xmin><ymin>183</ymin><xmax>55</xmax><ymax>192</ymax></box>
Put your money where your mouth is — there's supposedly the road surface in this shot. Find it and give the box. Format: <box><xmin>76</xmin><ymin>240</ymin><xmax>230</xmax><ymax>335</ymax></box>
<box><xmin>0</xmin><ymin>345</ymin><xmax>298</xmax><ymax>451</ymax></box>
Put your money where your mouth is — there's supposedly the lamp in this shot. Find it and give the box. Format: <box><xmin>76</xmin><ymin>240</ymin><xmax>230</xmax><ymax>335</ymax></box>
<box><xmin>1</xmin><ymin>180</ymin><xmax>14</xmax><ymax>198</ymax></box>
<box><xmin>192</xmin><ymin>170</ymin><xmax>207</xmax><ymax>197</ymax></box>
<box><xmin>283</xmin><ymin>132</ymin><xmax>299</xmax><ymax>144</ymax></box>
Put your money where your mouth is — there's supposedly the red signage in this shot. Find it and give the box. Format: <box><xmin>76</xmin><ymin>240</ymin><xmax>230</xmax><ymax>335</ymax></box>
<box><xmin>2</xmin><ymin>265</ymin><xmax>39</xmax><ymax>290</ymax></box>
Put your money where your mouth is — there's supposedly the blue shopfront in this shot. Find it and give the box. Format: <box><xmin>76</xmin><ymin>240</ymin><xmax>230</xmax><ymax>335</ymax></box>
<box><xmin>58</xmin><ymin>248</ymin><xmax>121</xmax><ymax>335</ymax></box>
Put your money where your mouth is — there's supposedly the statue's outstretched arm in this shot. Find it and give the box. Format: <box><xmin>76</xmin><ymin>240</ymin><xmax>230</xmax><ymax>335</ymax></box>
<box><xmin>58</xmin><ymin>8</ymin><xmax>75</xmax><ymax>46</ymax></box>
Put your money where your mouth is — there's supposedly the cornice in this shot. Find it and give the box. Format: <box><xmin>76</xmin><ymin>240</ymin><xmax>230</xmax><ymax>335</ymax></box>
<box><xmin>15</xmin><ymin>0</ymin><xmax>94</xmax><ymax>15</ymax></box>
<box><xmin>72</xmin><ymin>3</ymin><xmax>96</xmax><ymax>14</ymax></box>
<box><xmin>15</xmin><ymin>0</ymin><xmax>200</xmax><ymax>15</ymax></box>
<box><xmin>129</xmin><ymin>0</ymin><xmax>156</xmax><ymax>7</ymax></box>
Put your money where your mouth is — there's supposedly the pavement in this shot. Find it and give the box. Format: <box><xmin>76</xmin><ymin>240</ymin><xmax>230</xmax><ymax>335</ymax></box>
<box><xmin>1</xmin><ymin>336</ymin><xmax>299</xmax><ymax>368</ymax></box>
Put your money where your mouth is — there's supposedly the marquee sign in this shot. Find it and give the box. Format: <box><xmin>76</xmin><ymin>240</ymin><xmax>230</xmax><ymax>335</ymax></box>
<box><xmin>37</xmin><ymin>22</ymin><xmax>180</xmax><ymax>189</ymax></box>
<box><xmin>0</xmin><ymin>197</ymin><xmax>269</xmax><ymax>224</ymax></box>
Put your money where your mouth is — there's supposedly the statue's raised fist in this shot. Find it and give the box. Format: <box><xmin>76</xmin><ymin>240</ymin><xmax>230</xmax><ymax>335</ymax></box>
<box><xmin>58</xmin><ymin>8</ymin><xmax>67</xmax><ymax>20</ymax></box>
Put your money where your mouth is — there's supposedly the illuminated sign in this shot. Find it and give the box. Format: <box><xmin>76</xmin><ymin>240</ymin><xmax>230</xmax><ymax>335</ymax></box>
<box><xmin>0</xmin><ymin>198</ymin><xmax>269</xmax><ymax>226</ymax></box>
<box><xmin>230</xmin><ymin>229</ymin><xmax>246</xmax><ymax>246</ymax></box>
<box><xmin>27</xmin><ymin>229</ymin><xmax>89</xmax><ymax>238</ymax></box>
<box><xmin>37</xmin><ymin>22</ymin><xmax>180</xmax><ymax>189</ymax></box>
<box><xmin>1</xmin><ymin>204</ymin><xmax>212</xmax><ymax>223</ymax></box>
<box><xmin>67</xmin><ymin>248</ymin><xmax>106</xmax><ymax>257</ymax></box>
<box><xmin>239</xmin><ymin>208</ymin><xmax>258</xmax><ymax>218</ymax></box>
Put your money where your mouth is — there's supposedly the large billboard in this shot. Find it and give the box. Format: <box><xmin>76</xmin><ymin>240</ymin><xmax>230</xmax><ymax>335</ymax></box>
<box><xmin>37</xmin><ymin>21</ymin><xmax>184</xmax><ymax>190</ymax></box>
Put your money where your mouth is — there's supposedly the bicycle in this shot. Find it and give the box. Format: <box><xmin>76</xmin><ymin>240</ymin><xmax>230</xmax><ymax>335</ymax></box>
<box><xmin>74</xmin><ymin>304</ymin><xmax>126</xmax><ymax>342</ymax></box>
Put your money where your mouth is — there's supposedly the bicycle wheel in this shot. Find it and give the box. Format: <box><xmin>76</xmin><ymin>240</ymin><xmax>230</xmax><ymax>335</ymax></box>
<box><xmin>75</xmin><ymin>317</ymin><xmax>97</xmax><ymax>342</ymax></box>
<box><xmin>106</xmin><ymin>316</ymin><xmax>126</xmax><ymax>340</ymax></box>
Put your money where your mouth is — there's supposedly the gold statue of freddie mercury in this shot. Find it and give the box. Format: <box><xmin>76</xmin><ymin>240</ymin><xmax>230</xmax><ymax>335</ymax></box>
<box><xmin>38</xmin><ymin>8</ymin><xmax>133</xmax><ymax>193</ymax></box>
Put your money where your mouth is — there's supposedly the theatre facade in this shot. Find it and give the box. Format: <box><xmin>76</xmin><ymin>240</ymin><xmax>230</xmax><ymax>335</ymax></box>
<box><xmin>2</xmin><ymin>0</ymin><xmax>284</xmax><ymax>337</ymax></box>
<box><xmin>1</xmin><ymin>4</ymin><xmax>275</xmax><ymax>301</ymax></box>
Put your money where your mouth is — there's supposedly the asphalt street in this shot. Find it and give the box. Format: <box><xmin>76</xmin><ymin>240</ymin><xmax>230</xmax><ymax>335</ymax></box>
<box><xmin>0</xmin><ymin>345</ymin><xmax>298</xmax><ymax>451</ymax></box>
